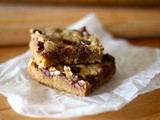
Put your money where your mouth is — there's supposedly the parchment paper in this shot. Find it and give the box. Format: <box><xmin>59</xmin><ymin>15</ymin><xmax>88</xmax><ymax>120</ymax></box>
<box><xmin>0</xmin><ymin>13</ymin><xmax>160</xmax><ymax>118</ymax></box>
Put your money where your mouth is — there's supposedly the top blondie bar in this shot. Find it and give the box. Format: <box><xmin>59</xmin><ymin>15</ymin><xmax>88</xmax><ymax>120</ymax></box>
<box><xmin>29</xmin><ymin>27</ymin><xmax>104</xmax><ymax>68</ymax></box>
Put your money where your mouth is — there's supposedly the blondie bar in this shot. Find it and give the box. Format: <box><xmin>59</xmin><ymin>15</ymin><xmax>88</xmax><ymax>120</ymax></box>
<box><xmin>29</xmin><ymin>27</ymin><xmax>104</xmax><ymax>68</ymax></box>
<box><xmin>28</xmin><ymin>54</ymin><xmax>116</xmax><ymax>96</ymax></box>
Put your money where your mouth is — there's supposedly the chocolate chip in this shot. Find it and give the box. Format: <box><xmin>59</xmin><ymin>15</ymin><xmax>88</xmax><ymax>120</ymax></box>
<box><xmin>36</xmin><ymin>41</ymin><xmax>44</xmax><ymax>52</ymax></box>
<box><xmin>33</xmin><ymin>29</ymin><xmax>42</xmax><ymax>34</ymax></box>
<box><xmin>72</xmin><ymin>75</ymin><xmax>79</xmax><ymax>82</ymax></box>
<box><xmin>70</xmin><ymin>67</ymin><xmax>81</xmax><ymax>74</ymax></box>
<box><xmin>57</xmin><ymin>47</ymin><xmax>66</xmax><ymax>56</ymax></box>
<box><xmin>102</xmin><ymin>54</ymin><xmax>114</xmax><ymax>62</ymax></box>
<box><xmin>42</xmin><ymin>47</ymin><xmax>67</xmax><ymax>59</ymax></box>
<box><xmin>81</xmin><ymin>45</ymin><xmax>91</xmax><ymax>54</ymax></box>
<box><xmin>80</xmin><ymin>27</ymin><xmax>87</xmax><ymax>32</ymax></box>
<box><xmin>83</xmin><ymin>32</ymin><xmax>90</xmax><ymax>36</ymax></box>
<box><xmin>43</xmin><ymin>52</ymin><xmax>52</xmax><ymax>57</ymax></box>
<box><xmin>40</xmin><ymin>68</ymin><xmax>51</xmax><ymax>77</ymax></box>
<box><xmin>80</xmin><ymin>27</ymin><xmax>90</xmax><ymax>36</ymax></box>
<box><xmin>45</xmin><ymin>70</ymin><xmax>50</xmax><ymax>77</ymax></box>
<box><xmin>75</xmin><ymin>45</ymin><xmax>91</xmax><ymax>61</ymax></box>
<box><xmin>61</xmin><ymin>39</ymin><xmax>77</xmax><ymax>46</ymax></box>
<box><xmin>81</xmin><ymin>40</ymin><xmax>91</xmax><ymax>45</ymax></box>
<box><xmin>71</xmin><ymin>75</ymin><xmax>83</xmax><ymax>83</ymax></box>
<box><xmin>74</xmin><ymin>82</ymin><xmax>82</xmax><ymax>89</ymax></box>
<box><xmin>34</xmin><ymin>64</ymin><xmax>38</xmax><ymax>68</ymax></box>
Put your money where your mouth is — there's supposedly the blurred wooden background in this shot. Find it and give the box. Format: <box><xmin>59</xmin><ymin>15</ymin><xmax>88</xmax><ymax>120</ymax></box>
<box><xmin>0</xmin><ymin>0</ymin><xmax>160</xmax><ymax>46</ymax></box>
<box><xmin>0</xmin><ymin>0</ymin><xmax>160</xmax><ymax>6</ymax></box>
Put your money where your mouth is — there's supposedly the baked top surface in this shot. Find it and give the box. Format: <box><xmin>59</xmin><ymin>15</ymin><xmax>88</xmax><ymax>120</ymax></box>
<box><xmin>30</xmin><ymin>27</ymin><xmax>103</xmax><ymax>54</ymax></box>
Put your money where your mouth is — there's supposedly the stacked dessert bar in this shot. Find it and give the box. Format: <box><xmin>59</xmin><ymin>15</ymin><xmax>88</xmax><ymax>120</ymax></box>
<box><xmin>28</xmin><ymin>27</ymin><xmax>116</xmax><ymax>96</ymax></box>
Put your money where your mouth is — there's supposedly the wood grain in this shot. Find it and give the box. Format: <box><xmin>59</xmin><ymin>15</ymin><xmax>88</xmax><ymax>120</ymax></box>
<box><xmin>0</xmin><ymin>5</ymin><xmax>160</xmax><ymax>46</ymax></box>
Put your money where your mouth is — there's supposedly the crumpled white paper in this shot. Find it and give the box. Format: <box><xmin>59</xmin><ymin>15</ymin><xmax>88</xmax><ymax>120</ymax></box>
<box><xmin>0</xmin><ymin>13</ymin><xmax>160</xmax><ymax>118</ymax></box>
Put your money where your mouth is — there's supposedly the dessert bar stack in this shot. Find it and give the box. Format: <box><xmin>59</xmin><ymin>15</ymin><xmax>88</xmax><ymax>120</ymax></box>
<box><xmin>28</xmin><ymin>27</ymin><xmax>116</xmax><ymax>96</ymax></box>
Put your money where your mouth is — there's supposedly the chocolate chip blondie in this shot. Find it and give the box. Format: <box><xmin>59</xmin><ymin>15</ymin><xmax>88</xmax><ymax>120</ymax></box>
<box><xmin>29</xmin><ymin>27</ymin><xmax>104</xmax><ymax>68</ymax></box>
<box><xmin>28</xmin><ymin>54</ymin><xmax>116</xmax><ymax>96</ymax></box>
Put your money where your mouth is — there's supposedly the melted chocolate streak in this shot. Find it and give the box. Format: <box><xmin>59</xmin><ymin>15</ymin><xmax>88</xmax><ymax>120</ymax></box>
<box><xmin>35</xmin><ymin>26</ymin><xmax>91</xmax><ymax>53</ymax></box>
<box><xmin>38</xmin><ymin>66</ymin><xmax>84</xmax><ymax>89</ymax></box>
<box><xmin>36</xmin><ymin>54</ymin><xmax>115</xmax><ymax>90</ymax></box>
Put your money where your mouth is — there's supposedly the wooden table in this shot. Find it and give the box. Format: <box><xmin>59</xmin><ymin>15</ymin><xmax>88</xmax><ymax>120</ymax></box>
<box><xmin>0</xmin><ymin>4</ymin><xmax>160</xmax><ymax>120</ymax></box>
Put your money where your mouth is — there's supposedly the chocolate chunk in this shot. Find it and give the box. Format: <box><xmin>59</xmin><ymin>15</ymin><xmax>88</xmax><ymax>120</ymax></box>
<box><xmin>81</xmin><ymin>40</ymin><xmax>91</xmax><ymax>45</ymax></box>
<box><xmin>74</xmin><ymin>82</ymin><xmax>82</xmax><ymax>89</ymax></box>
<box><xmin>70</xmin><ymin>66</ymin><xmax>81</xmax><ymax>74</ymax></box>
<box><xmin>43</xmin><ymin>47</ymin><xmax>68</xmax><ymax>59</ymax></box>
<box><xmin>36</xmin><ymin>41</ymin><xmax>44</xmax><ymax>52</ymax></box>
<box><xmin>42</xmin><ymin>51</ymin><xmax>52</xmax><ymax>57</ymax></box>
<box><xmin>72</xmin><ymin>75</ymin><xmax>79</xmax><ymax>82</ymax></box>
<box><xmin>40</xmin><ymin>68</ymin><xmax>50</xmax><ymax>77</ymax></box>
<box><xmin>75</xmin><ymin>45</ymin><xmax>91</xmax><ymax>61</ymax></box>
<box><xmin>81</xmin><ymin>45</ymin><xmax>91</xmax><ymax>54</ymax></box>
<box><xmin>71</xmin><ymin>75</ymin><xmax>83</xmax><ymax>83</ymax></box>
<box><xmin>80</xmin><ymin>27</ymin><xmax>90</xmax><ymax>36</ymax></box>
<box><xmin>34</xmin><ymin>63</ymin><xmax>38</xmax><ymax>68</ymax></box>
<box><xmin>56</xmin><ymin>47</ymin><xmax>66</xmax><ymax>57</ymax></box>
<box><xmin>102</xmin><ymin>54</ymin><xmax>114</xmax><ymax>63</ymax></box>
<box><xmin>61</xmin><ymin>39</ymin><xmax>77</xmax><ymax>46</ymax></box>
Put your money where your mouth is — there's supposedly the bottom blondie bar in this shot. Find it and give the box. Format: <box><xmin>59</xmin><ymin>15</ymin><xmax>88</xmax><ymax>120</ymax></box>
<box><xmin>28</xmin><ymin>54</ymin><xmax>116</xmax><ymax>96</ymax></box>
